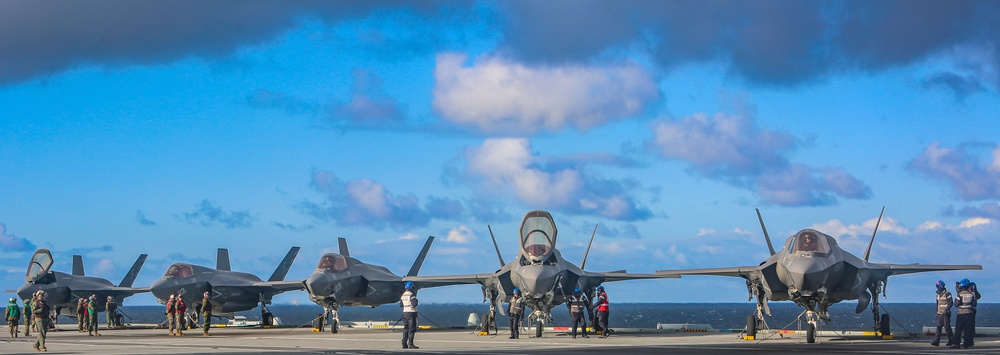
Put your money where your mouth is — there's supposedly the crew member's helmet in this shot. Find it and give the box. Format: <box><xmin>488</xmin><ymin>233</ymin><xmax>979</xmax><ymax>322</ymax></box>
<box><xmin>8</xmin><ymin>297</ymin><xmax>14</xmax><ymax>303</ymax></box>
<box><xmin>169</xmin><ymin>294</ymin><xmax>175</xmax><ymax>300</ymax></box>
<box><xmin>960</xmin><ymin>278</ymin><xmax>971</xmax><ymax>288</ymax></box>
<box><xmin>512</xmin><ymin>288</ymin><xmax>520</xmax><ymax>294</ymax></box>
<box><xmin>204</xmin><ymin>291</ymin><xmax>210</xmax><ymax>297</ymax></box>
<box><xmin>597</xmin><ymin>285</ymin><xmax>605</xmax><ymax>292</ymax></box>
<box><xmin>108</xmin><ymin>296</ymin><xmax>113</xmax><ymax>300</ymax></box>
<box><xmin>574</xmin><ymin>288</ymin><xmax>581</xmax><ymax>294</ymax></box>
<box><xmin>935</xmin><ymin>280</ymin><xmax>945</xmax><ymax>288</ymax></box>
<box><xmin>405</xmin><ymin>281</ymin><xmax>414</xmax><ymax>290</ymax></box>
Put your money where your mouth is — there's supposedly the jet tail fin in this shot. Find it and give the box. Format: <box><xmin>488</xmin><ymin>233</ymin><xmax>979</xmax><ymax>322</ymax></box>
<box><xmin>862</xmin><ymin>206</ymin><xmax>885</xmax><ymax>262</ymax></box>
<box><xmin>267</xmin><ymin>246</ymin><xmax>300</xmax><ymax>282</ymax></box>
<box><xmin>756</xmin><ymin>209</ymin><xmax>776</xmax><ymax>256</ymax></box>
<box><xmin>217</xmin><ymin>249</ymin><xmax>231</xmax><ymax>271</ymax></box>
<box><xmin>118</xmin><ymin>254</ymin><xmax>148</xmax><ymax>287</ymax></box>
<box><xmin>72</xmin><ymin>255</ymin><xmax>85</xmax><ymax>276</ymax></box>
<box><xmin>580</xmin><ymin>224</ymin><xmax>598</xmax><ymax>270</ymax></box>
<box><xmin>338</xmin><ymin>237</ymin><xmax>351</xmax><ymax>257</ymax></box>
<box><xmin>487</xmin><ymin>225</ymin><xmax>504</xmax><ymax>268</ymax></box>
<box><xmin>406</xmin><ymin>236</ymin><xmax>435</xmax><ymax>277</ymax></box>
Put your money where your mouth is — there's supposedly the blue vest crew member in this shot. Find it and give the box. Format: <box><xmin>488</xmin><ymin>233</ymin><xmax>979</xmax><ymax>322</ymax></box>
<box><xmin>952</xmin><ymin>278</ymin><xmax>977</xmax><ymax>349</ymax></box>
<box><xmin>400</xmin><ymin>281</ymin><xmax>419</xmax><ymax>349</ymax></box>
<box><xmin>507</xmin><ymin>288</ymin><xmax>524</xmax><ymax>339</ymax></box>
<box><xmin>931</xmin><ymin>280</ymin><xmax>954</xmax><ymax>346</ymax></box>
<box><xmin>567</xmin><ymin>288</ymin><xmax>590</xmax><ymax>339</ymax></box>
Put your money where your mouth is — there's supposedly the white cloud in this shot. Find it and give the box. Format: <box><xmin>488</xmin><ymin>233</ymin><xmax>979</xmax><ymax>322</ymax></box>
<box><xmin>92</xmin><ymin>258</ymin><xmax>115</xmax><ymax>275</ymax></box>
<box><xmin>909</xmin><ymin>142</ymin><xmax>1000</xmax><ymax>200</ymax></box>
<box><xmin>462</xmin><ymin>138</ymin><xmax>652</xmax><ymax>220</ymax></box>
<box><xmin>399</xmin><ymin>233</ymin><xmax>421</xmax><ymax>240</ymax></box>
<box><xmin>959</xmin><ymin>217</ymin><xmax>993</xmax><ymax>229</ymax></box>
<box><xmin>647</xmin><ymin>111</ymin><xmax>870</xmax><ymax>206</ymax></box>
<box><xmin>446</xmin><ymin>225</ymin><xmax>476</xmax><ymax>244</ymax></box>
<box><xmin>433</xmin><ymin>53</ymin><xmax>659</xmax><ymax>134</ymax></box>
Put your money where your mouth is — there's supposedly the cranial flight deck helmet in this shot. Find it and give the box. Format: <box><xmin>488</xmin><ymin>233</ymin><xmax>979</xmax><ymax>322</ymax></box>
<box><xmin>935</xmin><ymin>280</ymin><xmax>945</xmax><ymax>289</ymax></box>
<box><xmin>405</xmin><ymin>281</ymin><xmax>414</xmax><ymax>290</ymax></box>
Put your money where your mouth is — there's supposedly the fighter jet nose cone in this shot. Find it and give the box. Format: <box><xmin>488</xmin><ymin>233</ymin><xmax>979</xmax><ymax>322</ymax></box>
<box><xmin>512</xmin><ymin>265</ymin><xmax>554</xmax><ymax>297</ymax></box>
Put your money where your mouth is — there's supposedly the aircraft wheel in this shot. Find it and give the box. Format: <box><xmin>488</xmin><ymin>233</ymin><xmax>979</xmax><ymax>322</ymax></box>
<box><xmin>746</xmin><ymin>315</ymin><xmax>756</xmax><ymax>338</ymax></box>
<box><xmin>806</xmin><ymin>323</ymin><xmax>816</xmax><ymax>343</ymax></box>
<box><xmin>331</xmin><ymin>319</ymin><xmax>339</xmax><ymax>333</ymax></box>
<box><xmin>879</xmin><ymin>314</ymin><xmax>890</xmax><ymax>336</ymax></box>
<box><xmin>535</xmin><ymin>319</ymin><xmax>543</xmax><ymax>338</ymax></box>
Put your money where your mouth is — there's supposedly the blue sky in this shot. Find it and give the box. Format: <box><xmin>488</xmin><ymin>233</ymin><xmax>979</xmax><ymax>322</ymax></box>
<box><xmin>2</xmin><ymin>1</ymin><xmax>998</xmax><ymax>307</ymax></box>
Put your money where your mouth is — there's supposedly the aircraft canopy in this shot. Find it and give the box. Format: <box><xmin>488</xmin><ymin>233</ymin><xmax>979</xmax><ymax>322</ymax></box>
<box><xmin>163</xmin><ymin>264</ymin><xmax>194</xmax><ymax>279</ymax></box>
<box><xmin>790</xmin><ymin>230</ymin><xmax>830</xmax><ymax>254</ymax></box>
<box><xmin>521</xmin><ymin>210</ymin><xmax>557</xmax><ymax>258</ymax></box>
<box><xmin>26</xmin><ymin>249</ymin><xmax>53</xmax><ymax>282</ymax></box>
<box><xmin>317</xmin><ymin>254</ymin><xmax>348</xmax><ymax>271</ymax></box>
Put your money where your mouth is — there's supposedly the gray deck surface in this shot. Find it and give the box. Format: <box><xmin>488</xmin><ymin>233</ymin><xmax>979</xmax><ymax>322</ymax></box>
<box><xmin>2</xmin><ymin>326</ymin><xmax>997</xmax><ymax>354</ymax></box>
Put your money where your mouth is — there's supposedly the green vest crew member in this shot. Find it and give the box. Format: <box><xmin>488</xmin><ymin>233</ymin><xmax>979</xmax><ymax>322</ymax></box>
<box><xmin>201</xmin><ymin>291</ymin><xmax>213</xmax><ymax>336</ymax></box>
<box><xmin>106</xmin><ymin>296</ymin><xmax>118</xmax><ymax>328</ymax></box>
<box><xmin>22</xmin><ymin>297</ymin><xmax>32</xmax><ymax>336</ymax></box>
<box><xmin>87</xmin><ymin>295</ymin><xmax>101</xmax><ymax>336</ymax></box>
<box><xmin>6</xmin><ymin>297</ymin><xmax>21</xmax><ymax>338</ymax></box>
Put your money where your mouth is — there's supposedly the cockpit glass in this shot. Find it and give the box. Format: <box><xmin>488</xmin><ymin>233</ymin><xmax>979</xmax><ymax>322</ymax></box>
<box><xmin>317</xmin><ymin>254</ymin><xmax>348</xmax><ymax>271</ymax></box>
<box><xmin>790</xmin><ymin>231</ymin><xmax>830</xmax><ymax>253</ymax></box>
<box><xmin>163</xmin><ymin>264</ymin><xmax>194</xmax><ymax>279</ymax></box>
<box><xmin>521</xmin><ymin>215</ymin><xmax>556</xmax><ymax>258</ymax></box>
<box><xmin>26</xmin><ymin>250</ymin><xmax>53</xmax><ymax>281</ymax></box>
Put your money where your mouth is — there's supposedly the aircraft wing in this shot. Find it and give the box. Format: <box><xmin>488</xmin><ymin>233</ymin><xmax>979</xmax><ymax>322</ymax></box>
<box><xmin>655</xmin><ymin>266</ymin><xmax>762</xmax><ymax>279</ymax></box>
<box><xmin>585</xmin><ymin>271</ymin><xmax>680</xmax><ymax>283</ymax></box>
<box><xmin>252</xmin><ymin>280</ymin><xmax>306</xmax><ymax>293</ymax></box>
<box><xmin>108</xmin><ymin>286</ymin><xmax>150</xmax><ymax>295</ymax></box>
<box><xmin>402</xmin><ymin>273</ymin><xmax>498</xmax><ymax>288</ymax></box>
<box><xmin>868</xmin><ymin>263</ymin><xmax>982</xmax><ymax>278</ymax></box>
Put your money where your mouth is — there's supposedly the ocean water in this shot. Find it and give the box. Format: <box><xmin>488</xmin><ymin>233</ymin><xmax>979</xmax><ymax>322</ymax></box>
<box><xmin>28</xmin><ymin>303</ymin><xmax>995</xmax><ymax>333</ymax></box>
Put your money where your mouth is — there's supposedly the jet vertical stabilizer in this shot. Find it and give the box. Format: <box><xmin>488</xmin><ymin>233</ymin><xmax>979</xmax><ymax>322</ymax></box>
<box><xmin>338</xmin><ymin>238</ymin><xmax>351</xmax><ymax>257</ymax></box>
<box><xmin>217</xmin><ymin>248</ymin><xmax>231</xmax><ymax>271</ymax></box>
<box><xmin>487</xmin><ymin>225</ymin><xmax>504</xmax><ymax>268</ymax></box>
<box><xmin>756</xmin><ymin>208</ymin><xmax>776</xmax><ymax>255</ymax></box>
<box><xmin>72</xmin><ymin>255</ymin><xmax>85</xmax><ymax>276</ymax></box>
<box><xmin>862</xmin><ymin>206</ymin><xmax>885</xmax><ymax>262</ymax></box>
<box><xmin>580</xmin><ymin>224</ymin><xmax>598</xmax><ymax>269</ymax></box>
<box><xmin>118</xmin><ymin>254</ymin><xmax>148</xmax><ymax>287</ymax></box>
<box><xmin>406</xmin><ymin>236</ymin><xmax>435</xmax><ymax>277</ymax></box>
<box><xmin>267</xmin><ymin>246</ymin><xmax>300</xmax><ymax>282</ymax></box>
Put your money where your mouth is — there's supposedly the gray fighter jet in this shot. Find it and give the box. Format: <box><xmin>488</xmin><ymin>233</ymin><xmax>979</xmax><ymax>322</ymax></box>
<box><xmin>14</xmin><ymin>248</ymin><xmax>148</xmax><ymax>318</ymax></box>
<box><xmin>656</xmin><ymin>208</ymin><xmax>982</xmax><ymax>343</ymax></box>
<box><xmin>149</xmin><ymin>246</ymin><xmax>301</xmax><ymax>322</ymax></box>
<box><xmin>305</xmin><ymin>236</ymin><xmax>451</xmax><ymax>333</ymax></box>
<box><xmin>406</xmin><ymin>210</ymin><xmax>680</xmax><ymax>337</ymax></box>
